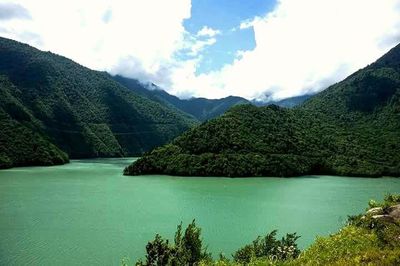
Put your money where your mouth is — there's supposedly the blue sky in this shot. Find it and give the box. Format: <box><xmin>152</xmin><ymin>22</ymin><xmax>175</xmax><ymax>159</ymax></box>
<box><xmin>1</xmin><ymin>0</ymin><xmax>399</xmax><ymax>100</ymax></box>
<box><xmin>183</xmin><ymin>0</ymin><xmax>276</xmax><ymax>74</ymax></box>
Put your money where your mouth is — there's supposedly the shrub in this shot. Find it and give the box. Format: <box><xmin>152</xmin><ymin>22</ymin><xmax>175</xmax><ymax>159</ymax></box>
<box><xmin>233</xmin><ymin>230</ymin><xmax>300</xmax><ymax>264</ymax></box>
<box><xmin>136</xmin><ymin>220</ymin><xmax>210</xmax><ymax>266</ymax></box>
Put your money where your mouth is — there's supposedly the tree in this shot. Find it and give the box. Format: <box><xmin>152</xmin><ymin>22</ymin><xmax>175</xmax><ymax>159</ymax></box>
<box><xmin>143</xmin><ymin>234</ymin><xmax>172</xmax><ymax>266</ymax></box>
<box><xmin>137</xmin><ymin>220</ymin><xmax>210</xmax><ymax>266</ymax></box>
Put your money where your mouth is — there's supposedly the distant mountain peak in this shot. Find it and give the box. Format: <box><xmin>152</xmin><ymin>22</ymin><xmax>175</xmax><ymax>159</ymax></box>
<box><xmin>112</xmin><ymin>75</ymin><xmax>251</xmax><ymax>121</ymax></box>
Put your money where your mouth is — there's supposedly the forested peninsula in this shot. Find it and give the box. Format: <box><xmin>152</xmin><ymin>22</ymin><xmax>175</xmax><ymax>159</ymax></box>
<box><xmin>125</xmin><ymin>43</ymin><xmax>400</xmax><ymax>177</ymax></box>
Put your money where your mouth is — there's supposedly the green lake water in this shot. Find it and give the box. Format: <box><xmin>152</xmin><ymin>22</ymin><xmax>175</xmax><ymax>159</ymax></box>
<box><xmin>0</xmin><ymin>158</ymin><xmax>399</xmax><ymax>265</ymax></box>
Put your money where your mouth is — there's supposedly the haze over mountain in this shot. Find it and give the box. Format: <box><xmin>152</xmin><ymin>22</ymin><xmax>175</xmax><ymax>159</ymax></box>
<box><xmin>113</xmin><ymin>75</ymin><xmax>308</xmax><ymax>121</ymax></box>
<box><xmin>125</xmin><ymin>42</ymin><xmax>400</xmax><ymax>177</ymax></box>
<box><xmin>0</xmin><ymin>37</ymin><xmax>195</xmax><ymax>168</ymax></box>
<box><xmin>252</xmin><ymin>94</ymin><xmax>313</xmax><ymax>108</ymax></box>
<box><xmin>113</xmin><ymin>75</ymin><xmax>250</xmax><ymax>121</ymax></box>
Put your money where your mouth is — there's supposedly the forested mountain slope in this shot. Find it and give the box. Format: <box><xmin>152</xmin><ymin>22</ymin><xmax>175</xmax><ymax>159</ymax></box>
<box><xmin>125</xmin><ymin>43</ymin><xmax>400</xmax><ymax>177</ymax></box>
<box><xmin>0</xmin><ymin>37</ymin><xmax>195</xmax><ymax>168</ymax></box>
<box><xmin>113</xmin><ymin>75</ymin><xmax>250</xmax><ymax>121</ymax></box>
<box><xmin>112</xmin><ymin>75</ymin><xmax>198</xmax><ymax>121</ymax></box>
<box><xmin>0</xmin><ymin>78</ymin><xmax>68</xmax><ymax>168</ymax></box>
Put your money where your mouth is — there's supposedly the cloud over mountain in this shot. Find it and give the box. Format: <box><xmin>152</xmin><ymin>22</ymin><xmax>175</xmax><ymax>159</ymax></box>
<box><xmin>1</xmin><ymin>0</ymin><xmax>399</xmax><ymax>100</ymax></box>
<box><xmin>175</xmin><ymin>0</ymin><xmax>400</xmax><ymax>100</ymax></box>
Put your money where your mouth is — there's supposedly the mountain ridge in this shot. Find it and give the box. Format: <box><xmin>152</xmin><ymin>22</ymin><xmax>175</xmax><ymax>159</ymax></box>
<box><xmin>113</xmin><ymin>75</ymin><xmax>251</xmax><ymax>121</ymax></box>
<box><xmin>113</xmin><ymin>75</ymin><xmax>310</xmax><ymax>121</ymax></box>
<box><xmin>0</xmin><ymin>37</ymin><xmax>195</xmax><ymax>168</ymax></box>
<box><xmin>124</xmin><ymin>43</ymin><xmax>400</xmax><ymax>177</ymax></box>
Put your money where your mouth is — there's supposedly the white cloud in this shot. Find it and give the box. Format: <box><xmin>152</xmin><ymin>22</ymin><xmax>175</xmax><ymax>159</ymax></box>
<box><xmin>170</xmin><ymin>0</ymin><xmax>400</xmax><ymax>100</ymax></box>
<box><xmin>0</xmin><ymin>2</ymin><xmax>31</xmax><ymax>20</ymax></box>
<box><xmin>239</xmin><ymin>18</ymin><xmax>258</xmax><ymax>30</ymax></box>
<box><xmin>188</xmin><ymin>37</ymin><xmax>216</xmax><ymax>56</ymax></box>
<box><xmin>1</xmin><ymin>0</ymin><xmax>400</xmax><ymax>100</ymax></box>
<box><xmin>0</xmin><ymin>0</ymin><xmax>191</xmax><ymax>88</ymax></box>
<box><xmin>196</xmin><ymin>26</ymin><xmax>221</xmax><ymax>37</ymax></box>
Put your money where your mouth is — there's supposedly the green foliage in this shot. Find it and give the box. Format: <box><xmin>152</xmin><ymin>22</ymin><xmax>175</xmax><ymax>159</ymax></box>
<box><xmin>136</xmin><ymin>220</ymin><xmax>210</xmax><ymax>266</ymax></box>
<box><xmin>128</xmin><ymin>195</ymin><xmax>400</xmax><ymax>266</ymax></box>
<box><xmin>144</xmin><ymin>234</ymin><xmax>172</xmax><ymax>266</ymax></box>
<box><xmin>232</xmin><ymin>245</ymin><xmax>254</xmax><ymax>265</ymax></box>
<box><xmin>383</xmin><ymin>194</ymin><xmax>400</xmax><ymax>207</ymax></box>
<box><xmin>126</xmin><ymin>43</ymin><xmax>400</xmax><ymax>177</ymax></box>
<box><xmin>348</xmin><ymin>194</ymin><xmax>400</xmax><ymax>240</ymax></box>
<box><xmin>365</xmin><ymin>194</ymin><xmax>400</xmax><ymax>210</ymax></box>
<box><xmin>0</xmin><ymin>37</ymin><xmax>194</xmax><ymax>167</ymax></box>
<box><xmin>291</xmin><ymin>226</ymin><xmax>379</xmax><ymax>265</ymax></box>
<box><xmin>368</xmin><ymin>199</ymin><xmax>379</xmax><ymax>208</ymax></box>
<box><xmin>233</xmin><ymin>230</ymin><xmax>300</xmax><ymax>264</ymax></box>
<box><xmin>134</xmin><ymin>225</ymin><xmax>299</xmax><ymax>266</ymax></box>
<box><xmin>289</xmin><ymin>222</ymin><xmax>400</xmax><ymax>266</ymax></box>
<box><xmin>290</xmin><ymin>194</ymin><xmax>400</xmax><ymax>266</ymax></box>
<box><xmin>0</xmin><ymin>108</ymin><xmax>69</xmax><ymax>168</ymax></box>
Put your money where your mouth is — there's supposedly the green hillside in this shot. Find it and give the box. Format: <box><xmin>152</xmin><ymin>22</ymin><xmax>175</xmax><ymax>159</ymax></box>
<box><xmin>0</xmin><ymin>37</ymin><xmax>195</xmax><ymax>168</ymax></box>
<box><xmin>113</xmin><ymin>75</ymin><xmax>250</xmax><ymax>121</ymax></box>
<box><xmin>125</xmin><ymin>43</ymin><xmax>400</xmax><ymax>177</ymax></box>
<box><xmin>0</xmin><ymin>74</ymin><xmax>70</xmax><ymax>168</ymax></box>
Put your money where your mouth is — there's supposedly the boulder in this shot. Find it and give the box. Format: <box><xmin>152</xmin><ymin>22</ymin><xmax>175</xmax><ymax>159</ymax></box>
<box><xmin>371</xmin><ymin>215</ymin><xmax>395</xmax><ymax>223</ymax></box>
<box><xmin>388</xmin><ymin>204</ymin><xmax>400</xmax><ymax>220</ymax></box>
<box><xmin>366</xmin><ymin>207</ymin><xmax>383</xmax><ymax>215</ymax></box>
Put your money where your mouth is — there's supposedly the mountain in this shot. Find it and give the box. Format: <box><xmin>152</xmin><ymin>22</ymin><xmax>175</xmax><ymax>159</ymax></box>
<box><xmin>111</xmin><ymin>75</ymin><xmax>198</xmax><ymax>120</ymax></box>
<box><xmin>113</xmin><ymin>75</ymin><xmax>250</xmax><ymax>121</ymax></box>
<box><xmin>0</xmin><ymin>37</ymin><xmax>195</xmax><ymax>168</ymax></box>
<box><xmin>124</xmin><ymin>43</ymin><xmax>400</xmax><ymax>177</ymax></box>
<box><xmin>0</xmin><ymin>79</ymin><xmax>69</xmax><ymax>168</ymax></box>
<box><xmin>179</xmin><ymin>96</ymin><xmax>251</xmax><ymax>121</ymax></box>
<box><xmin>253</xmin><ymin>94</ymin><xmax>312</xmax><ymax>108</ymax></box>
<box><xmin>113</xmin><ymin>75</ymin><xmax>310</xmax><ymax>120</ymax></box>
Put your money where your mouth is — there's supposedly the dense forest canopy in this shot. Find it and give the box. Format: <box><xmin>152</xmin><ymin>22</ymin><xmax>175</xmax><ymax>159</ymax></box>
<box><xmin>0</xmin><ymin>37</ymin><xmax>196</xmax><ymax>168</ymax></box>
<box><xmin>125</xmin><ymin>43</ymin><xmax>400</xmax><ymax>177</ymax></box>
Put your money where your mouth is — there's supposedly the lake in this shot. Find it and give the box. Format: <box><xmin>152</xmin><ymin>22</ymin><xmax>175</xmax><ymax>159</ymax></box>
<box><xmin>0</xmin><ymin>158</ymin><xmax>399</xmax><ymax>265</ymax></box>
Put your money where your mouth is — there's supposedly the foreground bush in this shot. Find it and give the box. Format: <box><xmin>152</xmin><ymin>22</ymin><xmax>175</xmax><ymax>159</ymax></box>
<box><xmin>133</xmin><ymin>220</ymin><xmax>211</xmax><ymax>266</ymax></box>
<box><xmin>232</xmin><ymin>230</ymin><xmax>300</xmax><ymax>264</ymax></box>
<box><xmin>126</xmin><ymin>194</ymin><xmax>400</xmax><ymax>265</ymax></box>
<box><xmin>130</xmin><ymin>221</ymin><xmax>299</xmax><ymax>266</ymax></box>
<box><xmin>287</xmin><ymin>194</ymin><xmax>400</xmax><ymax>265</ymax></box>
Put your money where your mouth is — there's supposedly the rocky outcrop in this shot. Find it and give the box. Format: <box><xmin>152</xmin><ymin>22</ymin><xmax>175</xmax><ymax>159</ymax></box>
<box><xmin>366</xmin><ymin>207</ymin><xmax>383</xmax><ymax>215</ymax></box>
<box><xmin>368</xmin><ymin>204</ymin><xmax>400</xmax><ymax>223</ymax></box>
<box><xmin>371</xmin><ymin>214</ymin><xmax>395</xmax><ymax>223</ymax></box>
<box><xmin>387</xmin><ymin>204</ymin><xmax>400</xmax><ymax>220</ymax></box>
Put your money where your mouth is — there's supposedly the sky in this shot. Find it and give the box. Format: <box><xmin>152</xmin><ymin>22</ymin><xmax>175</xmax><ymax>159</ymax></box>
<box><xmin>0</xmin><ymin>0</ymin><xmax>400</xmax><ymax>100</ymax></box>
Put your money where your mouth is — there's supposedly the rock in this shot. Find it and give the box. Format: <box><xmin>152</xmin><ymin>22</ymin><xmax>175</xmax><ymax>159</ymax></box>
<box><xmin>366</xmin><ymin>207</ymin><xmax>383</xmax><ymax>215</ymax></box>
<box><xmin>371</xmin><ymin>215</ymin><xmax>395</xmax><ymax>223</ymax></box>
<box><xmin>388</xmin><ymin>204</ymin><xmax>400</xmax><ymax>220</ymax></box>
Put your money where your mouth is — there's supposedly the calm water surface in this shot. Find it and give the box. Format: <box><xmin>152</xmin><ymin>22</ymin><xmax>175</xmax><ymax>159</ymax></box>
<box><xmin>0</xmin><ymin>158</ymin><xmax>399</xmax><ymax>265</ymax></box>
